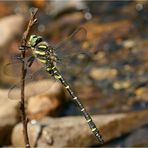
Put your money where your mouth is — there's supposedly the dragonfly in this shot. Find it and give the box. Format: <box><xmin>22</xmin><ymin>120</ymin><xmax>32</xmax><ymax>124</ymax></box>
<box><xmin>6</xmin><ymin>27</ymin><xmax>104</xmax><ymax>144</ymax></box>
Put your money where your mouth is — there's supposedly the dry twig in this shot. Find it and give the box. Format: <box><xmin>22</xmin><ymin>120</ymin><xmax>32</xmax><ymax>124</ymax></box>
<box><xmin>19</xmin><ymin>8</ymin><xmax>38</xmax><ymax>148</ymax></box>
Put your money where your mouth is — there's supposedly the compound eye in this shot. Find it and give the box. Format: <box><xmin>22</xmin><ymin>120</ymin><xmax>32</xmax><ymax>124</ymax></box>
<box><xmin>30</xmin><ymin>35</ymin><xmax>36</xmax><ymax>40</ymax></box>
<box><xmin>37</xmin><ymin>37</ymin><xmax>42</xmax><ymax>42</ymax></box>
<box><xmin>32</xmin><ymin>35</ymin><xmax>37</xmax><ymax>38</ymax></box>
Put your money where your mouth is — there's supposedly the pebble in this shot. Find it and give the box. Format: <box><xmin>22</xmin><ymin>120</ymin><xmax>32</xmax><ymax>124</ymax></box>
<box><xmin>90</xmin><ymin>68</ymin><xmax>118</xmax><ymax>81</ymax></box>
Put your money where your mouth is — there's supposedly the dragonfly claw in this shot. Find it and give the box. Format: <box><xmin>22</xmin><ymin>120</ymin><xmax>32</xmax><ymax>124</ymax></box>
<box><xmin>19</xmin><ymin>45</ymin><xmax>30</xmax><ymax>51</ymax></box>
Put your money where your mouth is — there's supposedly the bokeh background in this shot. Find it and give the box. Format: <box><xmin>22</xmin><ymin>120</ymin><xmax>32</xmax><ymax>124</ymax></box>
<box><xmin>0</xmin><ymin>0</ymin><xmax>147</xmax><ymax>147</ymax></box>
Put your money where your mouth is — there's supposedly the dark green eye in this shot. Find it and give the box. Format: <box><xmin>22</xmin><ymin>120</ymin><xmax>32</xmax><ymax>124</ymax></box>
<box><xmin>28</xmin><ymin>35</ymin><xmax>43</xmax><ymax>47</ymax></box>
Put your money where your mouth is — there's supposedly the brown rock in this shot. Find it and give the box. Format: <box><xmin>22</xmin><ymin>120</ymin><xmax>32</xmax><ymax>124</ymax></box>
<box><xmin>84</xmin><ymin>20</ymin><xmax>134</xmax><ymax>43</ymax></box>
<box><xmin>0</xmin><ymin>89</ymin><xmax>19</xmax><ymax>145</ymax></box>
<box><xmin>27</xmin><ymin>80</ymin><xmax>66</xmax><ymax>119</ymax></box>
<box><xmin>0</xmin><ymin>14</ymin><xmax>24</xmax><ymax>47</ymax></box>
<box><xmin>90</xmin><ymin>67</ymin><xmax>118</xmax><ymax>81</ymax></box>
<box><xmin>12</xmin><ymin>109</ymin><xmax>148</xmax><ymax>147</ymax></box>
<box><xmin>135</xmin><ymin>87</ymin><xmax>148</xmax><ymax>102</ymax></box>
<box><xmin>45</xmin><ymin>12</ymin><xmax>86</xmax><ymax>41</ymax></box>
<box><xmin>0</xmin><ymin>79</ymin><xmax>66</xmax><ymax>144</ymax></box>
<box><xmin>11</xmin><ymin>122</ymin><xmax>41</xmax><ymax>147</ymax></box>
<box><xmin>76</xmin><ymin>84</ymin><xmax>102</xmax><ymax>101</ymax></box>
<box><xmin>0</xmin><ymin>2</ymin><xmax>11</xmax><ymax>17</ymax></box>
<box><xmin>113</xmin><ymin>80</ymin><xmax>131</xmax><ymax>90</ymax></box>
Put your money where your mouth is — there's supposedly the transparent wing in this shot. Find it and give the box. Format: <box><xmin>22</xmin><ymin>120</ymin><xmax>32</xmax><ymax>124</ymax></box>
<box><xmin>3</xmin><ymin>55</ymin><xmax>34</xmax><ymax>78</ymax></box>
<box><xmin>6</xmin><ymin>27</ymin><xmax>91</xmax><ymax>100</ymax></box>
<box><xmin>53</xmin><ymin>27</ymin><xmax>92</xmax><ymax>84</ymax></box>
<box><xmin>8</xmin><ymin>67</ymin><xmax>59</xmax><ymax>100</ymax></box>
<box><xmin>4</xmin><ymin>55</ymin><xmax>59</xmax><ymax>100</ymax></box>
<box><xmin>3</xmin><ymin>54</ymin><xmax>44</xmax><ymax>78</ymax></box>
<box><xmin>55</xmin><ymin>27</ymin><xmax>87</xmax><ymax>58</ymax></box>
<box><xmin>56</xmin><ymin>52</ymin><xmax>92</xmax><ymax>84</ymax></box>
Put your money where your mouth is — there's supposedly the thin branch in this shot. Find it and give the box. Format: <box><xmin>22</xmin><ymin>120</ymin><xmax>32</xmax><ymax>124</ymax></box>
<box><xmin>19</xmin><ymin>8</ymin><xmax>38</xmax><ymax>148</ymax></box>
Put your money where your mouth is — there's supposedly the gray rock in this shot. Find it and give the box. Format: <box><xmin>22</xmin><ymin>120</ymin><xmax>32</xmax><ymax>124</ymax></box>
<box><xmin>12</xmin><ymin>109</ymin><xmax>148</xmax><ymax>147</ymax></box>
<box><xmin>49</xmin><ymin>0</ymin><xmax>87</xmax><ymax>17</ymax></box>
<box><xmin>123</xmin><ymin>126</ymin><xmax>148</xmax><ymax>147</ymax></box>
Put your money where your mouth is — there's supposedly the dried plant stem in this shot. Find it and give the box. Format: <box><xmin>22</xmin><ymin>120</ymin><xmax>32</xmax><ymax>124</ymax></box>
<box><xmin>19</xmin><ymin>8</ymin><xmax>38</xmax><ymax>148</ymax></box>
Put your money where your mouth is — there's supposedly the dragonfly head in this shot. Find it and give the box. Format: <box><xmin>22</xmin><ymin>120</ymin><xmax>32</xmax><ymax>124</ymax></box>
<box><xmin>28</xmin><ymin>35</ymin><xmax>43</xmax><ymax>47</ymax></box>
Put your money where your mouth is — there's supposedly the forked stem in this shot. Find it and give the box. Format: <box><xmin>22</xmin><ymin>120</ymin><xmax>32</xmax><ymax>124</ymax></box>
<box><xmin>19</xmin><ymin>8</ymin><xmax>38</xmax><ymax>148</ymax></box>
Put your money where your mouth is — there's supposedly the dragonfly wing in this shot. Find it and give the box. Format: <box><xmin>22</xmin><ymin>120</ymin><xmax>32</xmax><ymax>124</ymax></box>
<box><xmin>3</xmin><ymin>55</ymin><xmax>34</xmax><ymax>78</ymax></box>
<box><xmin>55</xmin><ymin>27</ymin><xmax>87</xmax><ymax>57</ymax></box>
<box><xmin>52</xmin><ymin>27</ymin><xmax>92</xmax><ymax>84</ymax></box>
<box><xmin>56</xmin><ymin>52</ymin><xmax>91</xmax><ymax>82</ymax></box>
<box><xmin>3</xmin><ymin>54</ymin><xmax>45</xmax><ymax>78</ymax></box>
<box><xmin>4</xmin><ymin>62</ymin><xmax>22</xmax><ymax>78</ymax></box>
<box><xmin>8</xmin><ymin>67</ymin><xmax>59</xmax><ymax>100</ymax></box>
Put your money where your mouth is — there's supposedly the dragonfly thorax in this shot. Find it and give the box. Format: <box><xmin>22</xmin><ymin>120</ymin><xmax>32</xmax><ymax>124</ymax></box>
<box><xmin>31</xmin><ymin>39</ymin><xmax>57</xmax><ymax>68</ymax></box>
<box><xmin>28</xmin><ymin>35</ymin><xmax>58</xmax><ymax>66</ymax></box>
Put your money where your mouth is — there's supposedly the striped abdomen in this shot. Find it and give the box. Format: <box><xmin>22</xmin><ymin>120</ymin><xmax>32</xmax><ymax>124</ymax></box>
<box><xmin>46</xmin><ymin>66</ymin><xmax>104</xmax><ymax>144</ymax></box>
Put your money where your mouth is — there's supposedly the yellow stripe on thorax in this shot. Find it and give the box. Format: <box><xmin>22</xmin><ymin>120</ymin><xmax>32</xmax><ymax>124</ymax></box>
<box><xmin>37</xmin><ymin>58</ymin><xmax>46</xmax><ymax>63</ymax></box>
<box><xmin>34</xmin><ymin>50</ymin><xmax>46</xmax><ymax>55</ymax></box>
<box><xmin>38</xmin><ymin>45</ymin><xmax>47</xmax><ymax>49</ymax></box>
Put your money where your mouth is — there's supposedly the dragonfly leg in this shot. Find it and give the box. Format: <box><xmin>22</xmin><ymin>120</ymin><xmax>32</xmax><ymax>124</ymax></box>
<box><xmin>27</xmin><ymin>56</ymin><xmax>35</xmax><ymax>67</ymax></box>
<box><xmin>19</xmin><ymin>45</ymin><xmax>30</xmax><ymax>51</ymax></box>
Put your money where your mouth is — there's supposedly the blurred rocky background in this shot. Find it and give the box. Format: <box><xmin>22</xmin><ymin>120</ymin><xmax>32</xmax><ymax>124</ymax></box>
<box><xmin>0</xmin><ymin>0</ymin><xmax>148</xmax><ymax>147</ymax></box>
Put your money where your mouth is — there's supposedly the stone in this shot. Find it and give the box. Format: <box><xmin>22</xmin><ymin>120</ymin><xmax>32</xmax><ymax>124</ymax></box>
<box><xmin>76</xmin><ymin>84</ymin><xmax>102</xmax><ymax>101</ymax></box>
<box><xmin>26</xmin><ymin>80</ymin><xmax>66</xmax><ymax>119</ymax></box>
<box><xmin>0</xmin><ymin>80</ymin><xmax>66</xmax><ymax>145</ymax></box>
<box><xmin>123</xmin><ymin>126</ymin><xmax>148</xmax><ymax>147</ymax></box>
<box><xmin>113</xmin><ymin>80</ymin><xmax>131</xmax><ymax>90</ymax></box>
<box><xmin>0</xmin><ymin>89</ymin><xmax>19</xmax><ymax>145</ymax></box>
<box><xmin>11</xmin><ymin>122</ymin><xmax>41</xmax><ymax>147</ymax></box>
<box><xmin>84</xmin><ymin>20</ymin><xmax>134</xmax><ymax>46</ymax></box>
<box><xmin>12</xmin><ymin>109</ymin><xmax>148</xmax><ymax>147</ymax></box>
<box><xmin>135</xmin><ymin>87</ymin><xmax>148</xmax><ymax>102</ymax></box>
<box><xmin>0</xmin><ymin>14</ymin><xmax>24</xmax><ymax>47</ymax></box>
<box><xmin>90</xmin><ymin>68</ymin><xmax>118</xmax><ymax>81</ymax></box>
<box><xmin>49</xmin><ymin>0</ymin><xmax>87</xmax><ymax>17</ymax></box>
